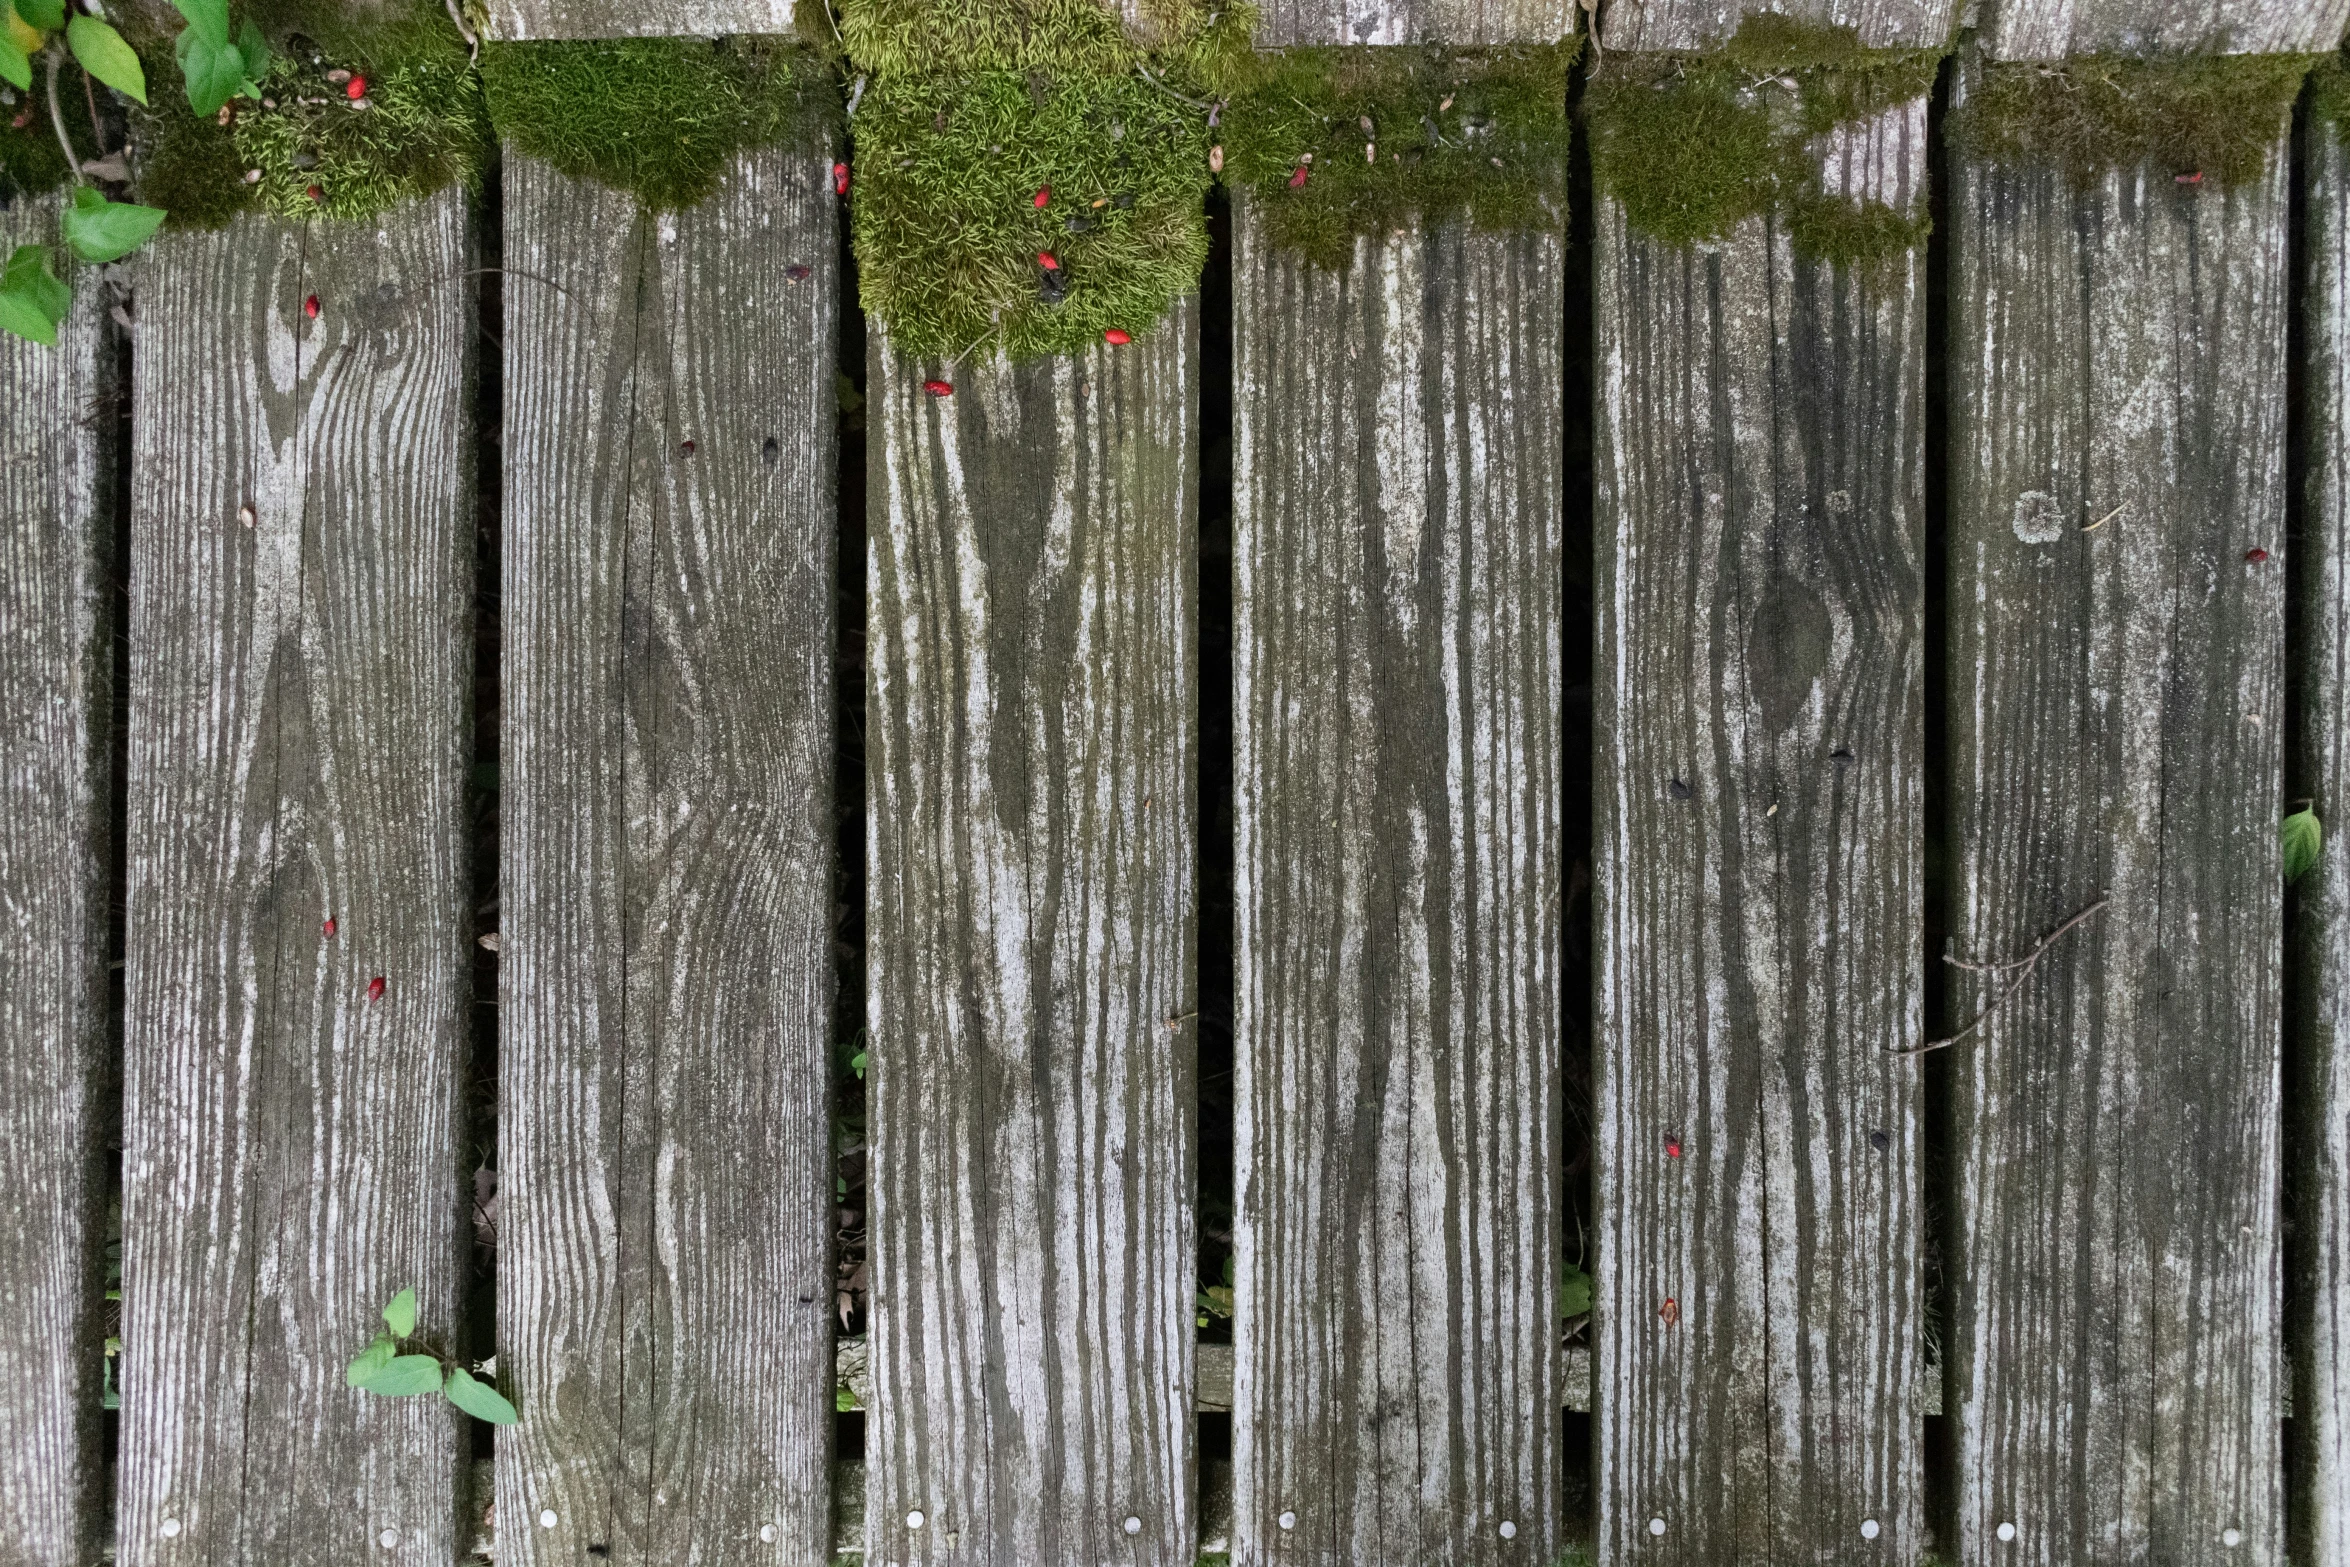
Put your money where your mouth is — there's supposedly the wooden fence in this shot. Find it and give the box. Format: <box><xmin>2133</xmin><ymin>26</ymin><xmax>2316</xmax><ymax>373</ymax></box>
<box><xmin>10</xmin><ymin>0</ymin><xmax>2350</xmax><ymax>1563</ymax></box>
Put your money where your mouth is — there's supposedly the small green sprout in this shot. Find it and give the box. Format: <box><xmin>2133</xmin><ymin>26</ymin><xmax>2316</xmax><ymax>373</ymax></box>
<box><xmin>2285</xmin><ymin>804</ymin><xmax>2323</xmax><ymax>885</ymax></box>
<box><xmin>346</xmin><ymin>1288</ymin><xmax>518</xmax><ymax>1425</ymax></box>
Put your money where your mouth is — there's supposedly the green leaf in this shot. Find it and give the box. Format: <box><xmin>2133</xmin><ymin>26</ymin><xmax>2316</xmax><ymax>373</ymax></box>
<box><xmin>177</xmin><ymin>31</ymin><xmax>243</xmax><ymax>117</ymax></box>
<box><xmin>365</xmin><ymin>1355</ymin><xmax>447</xmax><ymax>1397</ymax></box>
<box><xmin>835</xmin><ymin>1384</ymin><xmax>858</xmax><ymax>1412</ymax></box>
<box><xmin>848</xmin><ymin>1050</ymin><xmax>868</xmax><ymax>1079</ymax></box>
<box><xmin>2286</xmin><ymin>807</ymin><xmax>2324</xmax><ymax>885</ymax></box>
<box><xmin>60</xmin><ymin>188</ymin><xmax>165</xmax><ymax>264</ymax></box>
<box><xmin>345</xmin><ymin>1335</ymin><xmax>397</xmax><ymax>1389</ymax></box>
<box><xmin>1558</xmin><ymin>1263</ymin><xmax>1593</xmax><ymax>1320</ymax></box>
<box><xmin>0</xmin><ymin>33</ymin><xmax>30</xmax><ymax>91</ymax></box>
<box><xmin>382</xmin><ymin>1287</ymin><xmax>418</xmax><ymax>1339</ymax></box>
<box><xmin>444</xmin><ymin>1365</ymin><xmax>519</xmax><ymax>1425</ymax></box>
<box><xmin>65</xmin><ymin>16</ymin><xmax>143</xmax><ymax>103</ymax></box>
<box><xmin>170</xmin><ymin>0</ymin><xmax>229</xmax><ymax>49</ymax></box>
<box><xmin>13</xmin><ymin>0</ymin><xmax>66</xmax><ymax>31</ymax></box>
<box><xmin>0</xmin><ymin>244</ymin><xmax>69</xmax><ymax>347</ymax></box>
<box><xmin>235</xmin><ymin>16</ymin><xmax>267</xmax><ymax>76</ymax></box>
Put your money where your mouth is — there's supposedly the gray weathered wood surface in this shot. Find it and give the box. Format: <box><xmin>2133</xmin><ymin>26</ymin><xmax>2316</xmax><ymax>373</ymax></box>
<box><xmin>1601</xmin><ymin>0</ymin><xmax>1953</xmax><ymax>50</ymax></box>
<box><xmin>2295</xmin><ymin>108</ymin><xmax>2350</xmax><ymax>1567</ymax></box>
<box><xmin>1593</xmin><ymin>98</ymin><xmax>1928</xmax><ymax>1566</ymax></box>
<box><xmin>1981</xmin><ymin>0</ymin><xmax>2349</xmax><ymax>58</ymax></box>
<box><xmin>1229</xmin><ymin>207</ymin><xmax>1563</xmax><ymax>1567</ymax></box>
<box><xmin>0</xmin><ymin>193</ymin><xmax>113</xmax><ymax>1567</ymax></box>
<box><xmin>1947</xmin><ymin>62</ymin><xmax>2287</xmax><ymax>1567</ymax></box>
<box><xmin>864</xmin><ymin>319</ymin><xmax>1197</xmax><ymax>1567</ymax></box>
<box><xmin>496</xmin><ymin>148</ymin><xmax>837</xmax><ymax>1566</ymax></box>
<box><xmin>116</xmin><ymin>195</ymin><xmax>474</xmax><ymax>1566</ymax></box>
<box><xmin>1252</xmin><ymin>0</ymin><xmax>1570</xmax><ymax>47</ymax></box>
<box><xmin>482</xmin><ymin>0</ymin><xmax>795</xmax><ymax>39</ymax></box>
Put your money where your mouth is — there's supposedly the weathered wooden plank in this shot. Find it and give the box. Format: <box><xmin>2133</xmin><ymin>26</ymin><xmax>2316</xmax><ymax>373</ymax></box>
<box><xmin>1228</xmin><ymin>209</ymin><xmax>1562</xmax><ymax>1567</ymax></box>
<box><xmin>1593</xmin><ymin>99</ymin><xmax>1927</xmax><ymax>1566</ymax></box>
<box><xmin>482</xmin><ymin>0</ymin><xmax>794</xmax><ymax>40</ymax></box>
<box><xmin>865</xmin><ymin>320</ymin><xmax>1197</xmax><ymax>1567</ymax></box>
<box><xmin>1947</xmin><ymin>61</ymin><xmax>2287</xmax><ymax>1567</ymax></box>
<box><xmin>496</xmin><ymin>148</ymin><xmax>837</xmax><ymax>1566</ymax></box>
<box><xmin>2299</xmin><ymin>103</ymin><xmax>2350</xmax><ymax>1567</ymax></box>
<box><xmin>1252</xmin><ymin>0</ymin><xmax>1570</xmax><ymax>48</ymax></box>
<box><xmin>1601</xmin><ymin>0</ymin><xmax>1952</xmax><ymax>51</ymax></box>
<box><xmin>116</xmin><ymin>194</ymin><xmax>474</xmax><ymax>1566</ymax></box>
<box><xmin>1982</xmin><ymin>0</ymin><xmax>2347</xmax><ymax>59</ymax></box>
<box><xmin>0</xmin><ymin>194</ymin><xmax>113</xmax><ymax>1567</ymax></box>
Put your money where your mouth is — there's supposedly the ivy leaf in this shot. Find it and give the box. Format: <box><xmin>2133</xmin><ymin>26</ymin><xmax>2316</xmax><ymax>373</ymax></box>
<box><xmin>0</xmin><ymin>243</ymin><xmax>70</xmax><ymax>347</ymax></box>
<box><xmin>13</xmin><ymin>0</ymin><xmax>66</xmax><ymax>32</ymax></box>
<box><xmin>176</xmin><ymin>29</ymin><xmax>244</xmax><ymax>117</ymax></box>
<box><xmin>60</xmin><ymin>187</ymin><xmax>165</xmax><ymax>264</ymax></box>
<box><xmin>382</xmin><ymin>1287</ymin><xmax>418</xmax><ymax>1339</ymax></box>
<box><xmin>2286</xmin><ymin>807</ymin><xmax>2323</xmax><ymax>885</ymax></box>
<box><xmin>444</xmin><ymin>1365</ymin><xmax>519</xmax><ymax>1425</ymax></box>
<box><xmin>1558</xmin><ymin>1262</ymin><xmax>1593</xmax><ymax>1320</ymax></box>
<box><xmin>344</xmin><ymin>1334</ymin><xmax>397</xmax><ymax>1389</ymax></box>
<box><xmin>66</xmin><ymin>16</ymin><xmax>145</xmax><ymax>104</ymax></box>
<box><xmin>0</xmin><ymin>32</ymin><xmax>29</xmax><ymax>91</ymax></box>
<box><xmin>170</xmin><ymin>0</ymin><xmax>229</xmax><ymax>49</ymax></box>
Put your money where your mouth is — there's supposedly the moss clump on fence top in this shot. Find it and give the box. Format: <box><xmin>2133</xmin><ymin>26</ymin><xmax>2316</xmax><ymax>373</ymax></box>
<box><xmin>841</xmin><ymin>0</ymin><xmax>1242</xmax><ymax>79</ymax></box>
<box><xmin>482</xmin><ymin>35</ymin><xmax>835</xmax><ymax>211</ymax></box>
<box><xmin>2314</xmin><ymin>53</ymin><xmax>2350</xmax><ymax>139</ymax></box>
<box><xmin>1585</xmin><ymin>13</ymin><xmax>1937</xmax><ymax>268</ymax></box>
<box><xmin>1216</xmin><ymin>43</ymin><xmax>1573</xmax><ymax>268</ymax></box>
<box><xmin>1957</xmin><ymin>51</ymin><xmax>2316</xmax><ymax>188</ymax></box>
<box><xmin>124</xmin><ymin>0</ymin><xmax>486</xmax><ymax>227</ymax></box>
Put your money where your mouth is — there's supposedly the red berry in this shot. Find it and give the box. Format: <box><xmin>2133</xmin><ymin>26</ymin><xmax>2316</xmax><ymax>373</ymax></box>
<box><xmin>1033</xmin><ymin>187</ymin><xmax>1050</xmax><ymax>208</ymax></box>
<box><xmin>2246</xmin><ymin>547</ymin><xmax>2270</xmax><ymax>563</ymax></box>
<box><xmin>1289</xmin><ymin>165</ymin><xmax>1310</xmax><ymax>189</ymax></box>
<box><xmin>833</xmin><ymin>162</ymin><xmax>850</xmax><ymax>196</ymax></box>
<box><xmin>306</xmin><ymin>184</ymin><xmax>324</xmax><ymax>203</ymax></box>
<box><xmin>322</xmin><ymin>918</ymin><xmax>337</xmax><ymax>938</ymax></box>
<box><xmin>1660</xmin><ymin>1297</ymin><xmax>1680</xmax><ymax>1326</ymax></box>
<box><xmin>303</xmin><ymin>295</ymin><xmax>320</xmax><ymax>319</ymax></box>
<box><xmin>366</xmin><ymin>976</ymin><xmax>386</xmax><ymax>1002</ymax></box>
<box><xmin>346</xmin><ymin>76</ymin><xmax>368</xmax><ymax>100</ymax></box>
<box><xmin>922</xmin><ymin>379</ymin><xmax>953</xmax><ymax>397</ymax></box>
<box><xmin>1038</xmin><ymin>252</ymin><xmax>1059</xmax><ymax>270</ymax></box>
<box><xmin>1665</xmin><ymin>1138</ymin><xmax>1682</xmax><ymax>1158</ymax></box>
<box><xmin>2176</xmin><ymin>171</ymin><xmax>2203</xmax><ymax>185</ymax></box>
<box><xmin>1103</xmin><ymin>329</ymin><xmax>1130</xmax><ymax>345</ymax></box>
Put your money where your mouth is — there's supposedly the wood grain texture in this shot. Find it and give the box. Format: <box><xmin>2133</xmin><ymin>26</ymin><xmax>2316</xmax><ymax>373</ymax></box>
<box><xmin>1228</xmin><ymin>209</ymin><xmax>1563</xmax><ymax>1567</ymax></box>
<box><xmin>1980</xmin><ymin>0</ymin><xmax>2349</xmax><ymax>57</ymax></box>
<box><xmin>1601</xmin><ymin>0</ymin><xmax>1953</xmax><ymax>51</ymax></box>
<box><xmin>1251</xmin><ymin>0</ymin><xmax>1571</xmax><ymax>48</ymax></box>
<box><xmin>1592</xmin><ymin>99</ymin><xmax>1927</xmax><ymax>1567</ymax></box>
<box><xmin>864</xmin><ymin>318</ymin><xmax>1197</xmax><ymax>1567</ymax></box>
<box><xmin>496</xmin><ymin>148</ymin><xmax>837</xmax><ymax>1566</ymax></box>
<box><xmin>116</xmin><ymin>196</ymin><xmax>474</xmax><ymax>1567</ymax></box>
<box><xmin>481</xmin><ymin>0</ymin><xmax>794</xmax><ymax>39</ymax></box>
<box><xmin>2298</xmin><ymin>108</ymin><xmax>2350</xmax><ymax>1567</ymax></box>
<box><xmin>0</xmin><ymin>193</ymin><xmax>114</xmax><ymax>1567</ymax></box>
<box><xmin>1947</xmin><ymin>63</ymin><xmax>2287</xmax><ymax>1567</ymax></box>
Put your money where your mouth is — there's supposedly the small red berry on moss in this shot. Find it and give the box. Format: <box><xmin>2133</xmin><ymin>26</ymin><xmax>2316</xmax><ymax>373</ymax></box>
<box><xmin>1104</xmin><ymin>329</ymin><xmax>1130</xmax><ymax>345</ymax></box>
<box><xmin>833</xmin><ymin>163</ymin><xmax>850</xmax><ymax>196</ymax></box>
<box><xmin>306</xmin><ymin>184</ymin><xmax>323</xmax><ymax>203</ymax></box>
<box><xmin>346</xmin><ymin>76</ymin><xmax>368</xmax><ymax>100</ymax></box>
<box><xmin>1033</xmin><ymin>187</ymin><xmax>1050</xmax><ymax>208</ymax></box>
<box><xmin>1038</xmin><ymin>252</ymin><xmax>1059</xmax><ymax>270</ymax></box>
<box><xmin>923</xmin><ymin>379</ymin><xmax>953</xmax><ymax>397</ymax></box>
<box><xmin>1289</xmin><ymin>165</ymin><xmax>1310</xmax><ymax>189</ymax></box>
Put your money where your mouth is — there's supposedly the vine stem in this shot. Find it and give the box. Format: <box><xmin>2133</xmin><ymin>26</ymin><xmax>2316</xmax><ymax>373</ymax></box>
<box><xmin>46</xmin><ymin>46</ymin><xmax>83</xmax><ymax>183</ymax></box>
<box><xmin>1891</xmin><ymin>894</ymin><xmax>2110</xmax><ymax>1057</ymax></box>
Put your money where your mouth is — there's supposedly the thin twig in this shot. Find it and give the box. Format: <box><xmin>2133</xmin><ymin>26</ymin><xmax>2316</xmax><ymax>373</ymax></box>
<box><xmin>82</xmin><ymin>64</ymin><xmax>107</xmax><ymax>161</ymax></box>
<box><xmin>1892</xmin><ymin>894</ymin><xmax>2109</xmax><ymax>1056</ymax></box>
<box><xmin>845</xmin><ymin>73</ymin><xmax>868</xmax><ymax>119</ymax></box>
<box><xmin>444</xmin><ymin>0</ymin><xmax>481</xmax><ymax>63</ymax></box>
<box><xmin>46</xmin><ymin>48</ymin><xmax>82</xmax><ymax>183</ymax></box>
<box><xmin>2082</xmin><ymin>501</ymin><xmax>2125</xmax><ymax>534</ymax></box>
<box><xmin>1135</xmin><ymin>63</ymin><xmax>1212</xmax><ymax>110</ymax></box>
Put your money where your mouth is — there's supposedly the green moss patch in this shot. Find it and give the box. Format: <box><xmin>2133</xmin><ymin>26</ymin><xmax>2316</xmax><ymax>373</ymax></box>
<box><xmin>853</xmin><ymin>70</ymin><xmax>1209</xmax><ymax>358</ymax></box>
<box><xmin>841</xmin><ymin>0</ymin><xmax>1238</xmax><ymax>80</ymax></box>
<box><xmin>1216</xmin><ymin>43</ymin><xmax>1572</xmax><ymax>268</ymax></box>
<box><xmin>132</xmin><ymin>0</ymin><xmax>486</xmax><ymax>228</ymax></box>
<box><xmin>1958</xmin><ymin>51</ymin><xmax>2316</xmax><ymax>188</ymax></box>
<box><xmin>2314</xmin><ymin>54</ymin><xmax>2350</xmax><ymax>140</ymax></box>
<box><xmin>1</xmin><ymin>89</ymin><xmax>85</xmax><ymax>203</ymax></box>
<box><xmin>483</xmin><ymin>36</ymin><xmax>831</xmax><ymax>211</ymax></box>
<box><xmin>1585</xmin><ymin>13</ymin><xmax>1935</xmax><ymax>267</ymax></box>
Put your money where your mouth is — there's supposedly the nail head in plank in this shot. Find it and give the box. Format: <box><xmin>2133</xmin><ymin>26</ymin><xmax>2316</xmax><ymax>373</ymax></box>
<box><xmin>117</xmin><ymin>193</ymin><xmax>475</xmax><ymax>1567</ymax></box>
<box><xmin>0</xmin><ymin>191</ymin><xmax>114</xmax><ymax>1567</ymax></box>
<box><xmin>1593</xmin><ymin>99</ymin><xmax>1929</xmax><ymax>1566</ymax></box>
<box><xmin>2297</xmin><ymin>98</ymin><xmax>2350</xmax><ymax>1567</ymax></box>
<box><xmin>1231</xmin><ymin>207</ymin><xmax>1564</xmax><ymax>1567</ymax></box>
<box><xmin>495</xmin><ymin>147</ymin><xmax>837</xmax><ymax>1566</ymax></box>
<box><xmin>1980</xmin><ymin>0</ymin><xmax>2350</xmax><ymax>58</ymax></box>
<box><xmin>1947</xmin><ymin>54</ymin><xmax>2286</xmax><ymax>1565</ymax></box>
<box><xmin>1600</xmin><ymin>0</ymin><xmax>1957</xmax><ymax>52</ymax></box>
<box><xmin>481</xmin><ymin>0</ymin><xmax>794</xmax><ymax>39</ymax></box>
<box><xmin>865</xmin><ymin>321</ymin><xmax>1198</xmax><ymax>1567</ymax></box>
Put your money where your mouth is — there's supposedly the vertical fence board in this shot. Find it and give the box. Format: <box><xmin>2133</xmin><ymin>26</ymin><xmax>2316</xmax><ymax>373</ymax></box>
<box><xmin>2301</xmin><ymin>97</ymin><xmax>2350</xmax><ymax>1567</ymax></box>
<box><xmin>1947</xmin><ymin>65</ymin><xmax>2286</xmax><ymax>1567</ymax></box>
<box><xmin>0</xmin><ymin>193</ymin><xmax>113</xmax><ymax>1567</ymax></box>
<box><xmin>1593</xmin><ymin>100</ymin><xmax>1928</xmax><ymax>1566</ymax></box>
<box><xmin>480</xmin><ymin>0</ymin><xmax>795</xmax><ymax>39</ymax></box>
<box><xmin>1982</xmin><ymin>0</ymin><xmax>2349</xmax><ymax>59</ymax></box>
<box><xmin>1227</xmin><ymin>210</ymin><xmax>1563</xmax><ymax>1567</ymax></box>
<box><xmin>117</xmin><ymin>195</ymin><xmax>473</xmax><ymax>1567</ymax></box>
<box><xmin>864</xmin><ymin>318</ymin><xmax>1197</xmax><ymax>1567</ymax></box>
<box><xmin>1599</xmin><ymin>0</ymin><xmax>1952</xmax><ymax>51</ymax></box>
<box><xmin>497</xmin><ymin>150</ymin><xmax>837</xmax><ymax>1566</ymax></box>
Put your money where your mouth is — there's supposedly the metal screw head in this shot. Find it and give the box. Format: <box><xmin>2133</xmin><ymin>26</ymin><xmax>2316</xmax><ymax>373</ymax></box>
<box><xmin>2223</xmin><ymin>1529</ymin><xmax>2244</xmax><ymax>1548</ymax></box>
<box><xmin>1278</xmin><ymin>1511</ymin><xmax>1297</xmax><ymax>1531</ymax></box>
<box><xmin>538</xmin><ymin>1511</ymin><xmax>557</xmax><ymax>1529</ymax></box>
<box><xmin>1997</xmin><ymin>1522</ymin><xmax>2017</xmax><ymax>1543</ymax></box>
<box><xmin>1123</xmin><ymin>1517</ymin><xmax>1141</xmax><ymax>1536</ymax></box>
<box><xmin>1861</xmin><ymin>1519</ymin><xmax>1880</xmax><ymax>1541</ymax></box>
<box><xmin>378</xmin><ymin>1528</ymin><xmax>399</xmax><ymax>1548</ymax></box>
<box><xmin>1500</xmin><ymin>1520</ymin><xmax>1517</xmax><ymax>1539</ymax></box>
<box><xmin>907</xmin><ymin>1511</ymin><xmax>926</xmax><ymax>1530</ymax></box>
<box><xmin>759</xmin><ymin>1524</ymin><xmax>777</xmax><ymax>1543</ymax></box>
<box><xmin>160</xmin><ymin>1519</ymin><xmax>182</xmax><ymax>1539</ymax></box>
<box><xmin>1649</xmin><ymin>1518</ymin><xmax>1667</xmax><ymax>1537</ymax></box>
